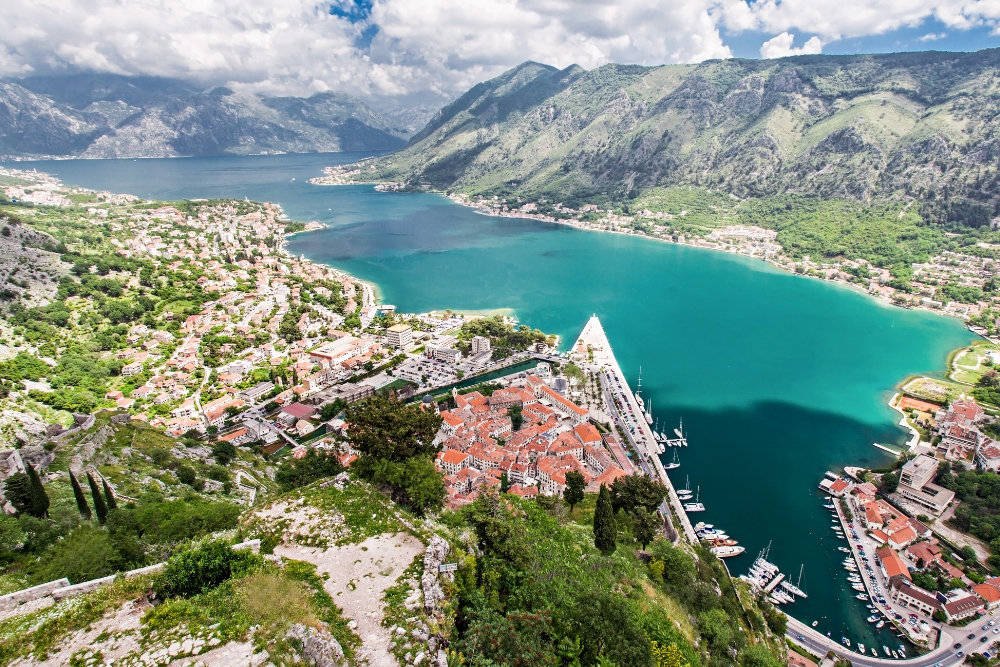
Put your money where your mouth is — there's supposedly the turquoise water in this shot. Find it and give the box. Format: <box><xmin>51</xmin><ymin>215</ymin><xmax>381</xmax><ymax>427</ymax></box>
<box><xmin>11</xmin><ymin>153</ymin><xmax>975</xmax><ymax>649</ymax></box>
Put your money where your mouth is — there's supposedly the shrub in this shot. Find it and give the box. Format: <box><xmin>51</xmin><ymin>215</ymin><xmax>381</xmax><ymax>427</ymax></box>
<box><xmin>155</xmin><ymin>540</ymin><xmax>262</xmax><ymax>598</ymax></box>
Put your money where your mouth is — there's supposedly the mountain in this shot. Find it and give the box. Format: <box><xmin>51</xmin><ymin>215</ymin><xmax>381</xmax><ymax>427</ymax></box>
<box><xmin>0</xmin><ymin>73</ymin><xmax>410</xmax><ymax>158</ymax></box>
<box><xmin>357</xmin><ymin>51</ymin><xmax>1000</xmax><ymax>219</ymax></box>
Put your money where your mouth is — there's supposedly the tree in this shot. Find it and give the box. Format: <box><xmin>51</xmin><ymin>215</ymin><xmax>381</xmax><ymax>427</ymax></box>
<box><xmin>500</xmin><ymin>471</ymin><xmax>511</xmax><ymax>493</ymax></box>
<box><xmin>594</xmin><ymin>484</ymin><xmax>616</xmax><ymax>555</ymax></box>
<box><xmin>346</xmin><ymin>395</ymin><xmax>442</xmax><ymax>462</ymax></box>
<box><xmin>631</xmin><ymin>506</ymin><xmax>659</xmax><ymax>549</ymax></box>
<box><xmin>610</xmin><ymin>474</ymin><xmax>667</xmax><ymax>514</ymax></box>
<box><xmin>320</xmin><ymin>398</ymin><xmax>347</xmax><ymax>421</ymax></box>
<box><xmin>25</xmin><ymin>464</ymin><xmax>49</xmax><ymax>518</ymax></box>
<box><xmin>88</xmin><ymin>472</ymin><xmax>109</xmax><ymax>525</ymax></box>
<box><xmin>880</xmin><ymin>471</ymin><xmax>899</xmax><ymax>494</ymax></box>
<box><xmin>508</xmin><ymin>404</ymin><xmax>523</xmax><ymax>431</ymax></box>
<box><xmin>933</xmin><ymin>609</ymin><xmax>947</xmax><ymax>622</ymax></box>
<box><xmin>69</xmin><ymin>471</ymin><xmax>91</xmax><ymax>520</ymax></box>
<box><xmin>211</xmin><ymin>440</ymin><xmax>237</xmax><ymax>465</ymax></box>
<box><xmin>563</xmin><ymin>471</ymin><xmax>585</xmax><ymax>511</ymax></box>
<box><xmin>3</xmin><ymin>472</ymin><xmax>32</xmax><ymax>514</ymax></box>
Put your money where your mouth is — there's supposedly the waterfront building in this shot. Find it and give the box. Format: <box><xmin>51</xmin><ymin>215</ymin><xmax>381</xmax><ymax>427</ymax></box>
<box><xmin>906</xmin><ymin>541</ymin><xmax>943</xmax><ymax>567</ymax></box>
<box><xmin>936</xmin><ymin>589</ymin><xmax>985</xmax><ymax>622</ymax></box>
<box><xmin>890</xmin><ymin>579</ymin><xmax>941</xmax><ymax>616</ymax></box>
<box><xmin>386</xmin><ymin>324</ymin><xmax>413</xmax><ymax>349</ymax></box>
<box><xmin>897</xmin><ymin>454</ymin><xmax>956</xmax><ymax>516</ymax></box>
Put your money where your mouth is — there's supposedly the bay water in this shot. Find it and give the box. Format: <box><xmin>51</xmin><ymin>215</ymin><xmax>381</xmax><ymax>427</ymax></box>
<box><xmin>11</xmin><ymin>153</ymin><xmax>975</xmax><ymax>649</ymax></box>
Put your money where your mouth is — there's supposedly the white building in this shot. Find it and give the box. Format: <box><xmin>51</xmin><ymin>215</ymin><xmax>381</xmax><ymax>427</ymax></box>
<box><xmin>386</xmin><ymin>324</ymin><xmax>413</xmax><ymax>350</ymax></box>
<box><xmin>471</xmin><ymin>335</ymin><xmax>491</xmax><ymax>355</ymax></box>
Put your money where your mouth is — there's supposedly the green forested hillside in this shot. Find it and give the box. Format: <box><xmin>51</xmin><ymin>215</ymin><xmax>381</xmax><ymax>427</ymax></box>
<box><xmin>353</xmin><ymin>50</ymin><xmax>1000</xmax><ymax>219</ymax></box>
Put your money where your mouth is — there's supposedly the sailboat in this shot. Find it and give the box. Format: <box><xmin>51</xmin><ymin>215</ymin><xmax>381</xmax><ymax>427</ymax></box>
<box><xmin>684</xmin><ymin>487</ymin><xmax>705</xmax><ymax>512</ymax></box>
<box><xmin>645</xmin><ymin>397</ymin><xmax>653</xmax><ymax>425</ymax></box>
<box><xmin>635</xmin><ymin>367</ymin><xmax>644</xmax><ymax>409</ymax></box>
<box><xmin>780</xmin><ymin>565</ymin><xmax>808</xmax><ymax>598</ymax></box>
<box><xmin>674</xmin><ymin>417</ymin><xmax>684</xmax><ymax>439</ymax></box>
<box><xmin>677</xmin><ymin>476</ymin><xmax>693</xmax><ymax>500</ymax></box>
<box><xmin>664</xmin><ymin>450</ymin><xmax>680</xmax><ymax>470</ymax></box>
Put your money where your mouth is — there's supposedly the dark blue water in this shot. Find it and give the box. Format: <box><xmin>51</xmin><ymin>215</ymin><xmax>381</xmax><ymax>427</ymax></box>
<box><xmin>7</xmin><ymin>153</ymin><xmax>974</xmax><ymax>648</ymax></box>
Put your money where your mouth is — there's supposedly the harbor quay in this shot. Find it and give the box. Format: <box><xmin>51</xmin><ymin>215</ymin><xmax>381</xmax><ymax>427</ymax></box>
<box><xmin>574</xmin><ymin>316</ymin><xmax>699</xmax><ymax>544</ymax></box>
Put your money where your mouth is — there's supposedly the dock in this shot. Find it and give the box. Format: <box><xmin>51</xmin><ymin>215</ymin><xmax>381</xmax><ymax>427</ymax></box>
<box><xmin>763</xmin><ymin>573</ymin><xmax>785</xmax><ymax>593</ymax></box>
<box><xmin>576</xmin><ymin>316</ymin><xmax>698</xmax><ymax>544</ymax></box>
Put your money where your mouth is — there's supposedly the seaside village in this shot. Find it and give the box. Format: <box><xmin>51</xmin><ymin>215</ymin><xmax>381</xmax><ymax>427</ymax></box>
<box><xmin>0</xmin><ymin>170</ymin><xmax>640</xmax><ymax>518</ymax></box>
<box><xmin>818</xmin><ymin>395</ymin><xmax>1000</xmax><ymax>642</ymax></box>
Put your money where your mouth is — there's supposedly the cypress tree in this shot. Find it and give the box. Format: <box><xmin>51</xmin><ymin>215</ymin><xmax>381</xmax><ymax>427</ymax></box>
<box><xmin>69</xmin><ymin>471</ymin><xmax>91</xmax><ymax>520</ymax></box>
<box><xmin>88</xmin><ymin>472</ymin><xmax>109</xmax><ymax>525</ymax></box>
<box><xmin>593</xmin><ymin>483</ymin><xmax>616</xmax><ymax>555</ymax></box>
<box><xmin>102</xmin><ymin>478</ymin><xmax>119</xmax><ymax>511</ymax></box>
<box><xmin>25</xmin><ymin>464</ymin><xmax>49</xmax><ymax>518</ymax></box>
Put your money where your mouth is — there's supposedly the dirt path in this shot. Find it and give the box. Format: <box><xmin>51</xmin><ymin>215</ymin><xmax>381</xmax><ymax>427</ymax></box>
<box><xmin>276</xmin><ymin>533</ymin><xmax>423</xmax><ymax>667</ymax></box>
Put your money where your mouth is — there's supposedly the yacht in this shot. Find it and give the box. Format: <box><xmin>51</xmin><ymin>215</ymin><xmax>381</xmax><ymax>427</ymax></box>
<box><xmin>677</xmin><ymin>476</ymin><xmax>691</xmax><ymax>494</ymax></box>
<box><xmin>842</xmin><ymin>638</ymin><xmax>850</xmax><ymax>648</ymax></box>
<box><xmin>710</xmin><ymin>545</ymin><xmax>745</xmax><ymax>558</ymax></box>
<box><xmin>855</xmin><ymin>593</ymin><xmax>868</xmax><ymax>600</ymax></box>
<box><xmin>781</xmin><ymin>565</ymin><xmax>808</xmax><ymax>598</ymax></box>
<box><xmin>645</xmin><ymin>397</ymin><xmax>653</xmax><ymax>425</ymax></box>
<box><xmin>852</xmin><ymin>583</ymin><xmax>866</xmax><ymax>591</ymax></box>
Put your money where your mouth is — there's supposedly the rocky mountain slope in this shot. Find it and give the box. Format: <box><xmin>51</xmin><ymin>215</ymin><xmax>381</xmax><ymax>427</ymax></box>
<box><xmin>356</xmin><ymin>50</ymin><xmax>1000</xmax><ymax>221</ymax></box>
<box><xmin>0</xmin><ymin>74</ymin><xmax>409</xmax><ymax>158</ymax></box>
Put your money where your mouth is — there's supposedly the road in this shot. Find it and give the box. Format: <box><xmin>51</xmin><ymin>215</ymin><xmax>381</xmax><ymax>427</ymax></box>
<box><xmin>787</xmin><ymin>617</ymin><xmax>963</xmax><ymax>667</ymax></box>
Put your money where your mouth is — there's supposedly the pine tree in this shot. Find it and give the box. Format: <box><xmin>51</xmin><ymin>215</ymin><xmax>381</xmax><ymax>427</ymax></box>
<box><xmin>102</xmin><ymin>478</ymin><xmax>119</xmax><ymax>511</ymax></box>
<box><xmin>69</xmin><ymin>471</ymin><xmax>91</xmax><ymax>520</ymax></box>
<box><xmin>88</xmin><ymin>472</ymin><xmax>109</xmax><ymax>525</ymax></box>
<box><xmin>593</xmin><ymin>483</ymin><xmax>616</xmax><ymax>555</ymax></box>
<box><xmin>25</xmin><ymin>464</ymin><xmax>49</xmax><ymax>518</ymax></box>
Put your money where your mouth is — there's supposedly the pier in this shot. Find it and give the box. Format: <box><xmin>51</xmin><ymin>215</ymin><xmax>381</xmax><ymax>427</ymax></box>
<box><xmin>576</xmin><ymin>316</ymin><xmax>698</xmax><ymax>544</ymax></box>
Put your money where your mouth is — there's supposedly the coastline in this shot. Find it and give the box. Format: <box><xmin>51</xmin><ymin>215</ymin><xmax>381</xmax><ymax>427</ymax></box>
<box><xmin>309</xmin><ymin>174</ymin><xmax>982</xmax><ymax>330</ymax></box>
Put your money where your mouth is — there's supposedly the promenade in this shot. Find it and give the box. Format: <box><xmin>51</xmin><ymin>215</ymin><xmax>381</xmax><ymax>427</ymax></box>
<box><xmin>576</xmin><ymin>316</ymin><xmax>698</xmax><ymax>544</ymax></box>
<box><xmin>787</xmin><ymin>617</ymin><xmax>958</xmax><ymax>667</ymax></box>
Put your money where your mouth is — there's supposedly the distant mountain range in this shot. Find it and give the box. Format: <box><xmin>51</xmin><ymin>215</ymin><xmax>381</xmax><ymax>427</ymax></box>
<box><xmin>357</xmin><ymin>50</ymin><xmax>1000</xmax><ymax>221</ymax></box>
<box><xmin>0</xmin><ymin>74</ymin><xmax>411</xmax><ymax>158</ymax></box>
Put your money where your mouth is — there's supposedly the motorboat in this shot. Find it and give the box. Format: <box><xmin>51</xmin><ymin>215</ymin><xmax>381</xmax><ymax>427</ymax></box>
<box><xmin>857</xmin><ymin>643</ymin><xmax>865</xmax><ymax>654</ymax></box>
<box><xmin>892</xmin><ymin>651</ymin><xmax>898</xmax><ymax>659</ymax></box>
<box><xmin>710</xmin><ymin>539</ymin><xmax>738</xmax><ymax>548</ymax></box>
<box><xmin>710</xmin><ymin>545</ymin><xmax>745</xmax><ymax>558</ymax></box>
<box><xmin>876</xmin><ymin>621</ymin><xmax>885</xmax><ymax>629</ymax></box>
<box><xmin>812</xmin><ymin>621</ymin><xmax>819</xmax><ymax>627</ymax></box>
<box><xmin>842</xmin><ymin>638</ymin><xmax>851</xmax><ymax>647</ymax></box>
<box><xmin>852</xmin><ymin>583</ymin><xmax>867</xmax><ymax>592</ymax></box>
<box><xmin>867</xmin><ymin>615</ymin><xmax>880</xmax><ymax>623</ymax></box>
<box><xmin>855</xmin><ymin>594</ymin><xmax>868</xmax><ymax>600</ymax></box>
<box><xmin>871</xmin><ymin>648</ymin><xmax>878</xmax><ymax>657</ymax></box>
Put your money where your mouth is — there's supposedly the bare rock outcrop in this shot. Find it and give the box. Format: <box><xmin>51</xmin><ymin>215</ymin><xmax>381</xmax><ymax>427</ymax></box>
<box><xmin>286</xmin><ymin>623</ymin><xmax>345</xmax><ymax>666</ymax></box>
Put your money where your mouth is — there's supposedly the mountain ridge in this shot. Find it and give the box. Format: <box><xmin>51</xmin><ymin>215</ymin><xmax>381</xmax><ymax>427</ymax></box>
<box><xmin>0</xmin><ymin>73</ymin><xmax>411</xmax><ymax>158</ymax></box>
<box><xmin>354</xmin><ymin>49</ymin><xmax>1000</xmax><ymax>223</ymax></box>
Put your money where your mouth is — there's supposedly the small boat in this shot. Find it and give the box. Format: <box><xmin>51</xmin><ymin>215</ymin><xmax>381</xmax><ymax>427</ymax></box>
<box><xmin>871</xmin><ymin>648</ymin><xmax>878</xmax><ymax>657</ymax></box>
<box><xmin>892</xmin><ymin>651</ymin><xmax>898</xmax><ymax>659</ymax></box>
<box><xmin>842</xmin><ymin>638</ymin><xmax>851</xmax><ymax>647</ymax></box>
<box><xmin>883</xmin><ymin>646</ymin><xmax>891</xmax><ymax>656</ymax></box>
<box><xmin>824</xmin><ymin>503</ymin><xmax>836</xmax><ymax>509</ymax></box>
<box><xmin>711</xmin><ymin>539</ymin><xmax>738</xmax><ymax>547</ymax></box>
<box><xmin>855</xmin><ymin>594</ymin><xmax>868</xmax><ymax>600</ymax></box>
<box><xmin>812</xmin><ymin>621</ymin><xmax>819</xmax><ymax>627</ymax></box>
<box><xmin>852</xmin><ymin>583</ymin><xmax>866</xmax><ymax>592</ymax></box>
<box><xmin>858</xmin><ymin>643</ymin><xmax>865</xmax><ymax>654</ymax></box>
<box><xmin>838</xmin><ymin>547</ymin><xmax>851</xmax><ymax>553</ymax></box>
<box><xmin>684</xmin><ymin>487</ymin><xmax>704</xmax><ymax>512</ymax></box>
<box><xmin>867</xmin><ymin>615</ymin><xmax>880</xmax><ymax>623</ymax></box>
<box><xmin>876</xmin><ymin>621</ymin><xmax>885</xmax><ymax>629</ymax></box>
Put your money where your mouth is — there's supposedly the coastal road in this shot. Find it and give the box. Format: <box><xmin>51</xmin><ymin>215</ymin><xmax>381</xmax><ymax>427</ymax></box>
<box><xmin>787</xmin><ymin>617</ymin><xmax>962</xmax><ymax>667</ymax></box>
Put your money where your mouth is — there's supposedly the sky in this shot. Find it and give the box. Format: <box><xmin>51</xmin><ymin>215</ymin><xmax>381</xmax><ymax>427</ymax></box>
<box><xmin>2</xmin><ymin>0</ymin><xmax>1000</xmax><ymax>108</ymax></box>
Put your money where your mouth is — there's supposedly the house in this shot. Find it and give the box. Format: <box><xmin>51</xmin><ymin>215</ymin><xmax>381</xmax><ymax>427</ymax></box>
<box><xmin>977</xmin><ymin>444</ymin><xmax>1000</xmax><ymax>472</ymax></box>
<box><xmin>278</xmin><ymin>402</ymin><xmax>315</xmax><ymax>426</ymax></box>
<box><xmin>906</xmin><ymin>541</ymin><xmax>943</xmax><ymax>568</ymax></box>
<box><xmin>937</xmin><ymin>589</ymin><xmax>985</xmax><ymax>622</ymax></box>
<box><xmin>974</xmin><ymin>582</ymin><xmax>1000</xmax><ymax>610</ymax></box>
<box><xmin>438</xmin><ymin>449</ymin><xmax>469</xmax><ymax>475</ymax></box>
<box><xmin>864</xmin><ymin>504</ymin><xmax>884</xmax><ymax>531</ymax></box>
<box><xmin>888</xmin><ymin>526</ymin><xmax>917</xmax><ymax>550</ymax></box>
<box><xmin>219</xmin><ymin>427</ymin><xmax>254</xmax><ymax>446</ymax></box>
<box><xmin>876</xmin><ymin>546</ymin><xmax>912</xmax><ymax>584</ymax></box>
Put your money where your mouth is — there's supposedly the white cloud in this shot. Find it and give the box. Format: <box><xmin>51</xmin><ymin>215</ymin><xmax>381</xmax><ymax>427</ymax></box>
<box><xmin>759</xmin><ymin>32</ymin><xmax>823</xmax><ymax>58</ymax></box>
<box><xmin>0</xmin><ymin>0</ymin><xmax>999</xmax><ymax>104</ymax></box>
<box><xmin>724</xmin><ymin>0</ymin><xmax>1000</xmax><ymax>42</ymax></box>
<box><xmin>920</xmin><ymin>31</ymin><xmax>948</xmax><ymax>40</ymax></box>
